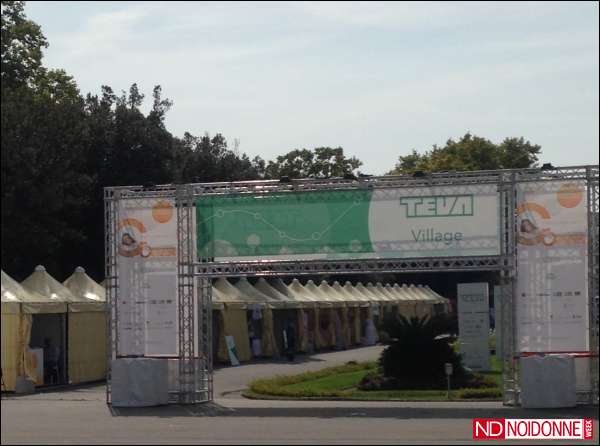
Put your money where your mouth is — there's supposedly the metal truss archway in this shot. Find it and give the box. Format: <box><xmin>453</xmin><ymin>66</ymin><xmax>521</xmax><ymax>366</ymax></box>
<box><xmin>106</xmin><ymin>165</ymin><xmax>598</xmax><ymax>406</ymax></box>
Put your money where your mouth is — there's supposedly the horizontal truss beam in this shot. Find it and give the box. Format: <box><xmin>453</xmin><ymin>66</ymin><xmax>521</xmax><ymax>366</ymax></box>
<box><xmin>105</xmin><ymin>165</ymin><xmax>598</xmax><ymax>198</ymax></box>
<box><xmin>194</xmin><ymin>255</ymin><xmax>512</xmax><ymax>277</ymax></box>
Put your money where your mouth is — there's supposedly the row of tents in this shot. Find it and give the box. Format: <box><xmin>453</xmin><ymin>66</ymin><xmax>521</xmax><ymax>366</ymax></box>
<box><xmin>211</xmin><ymin>277</ymin><xmax>449</xmax><ymax>364</ymax></box>
<box><xmin>1</xmin><ymin>266</ymin><xmax>106</xmax><ymax>392</ymax></box>
<box><xmin>1</xmin><ymin>266</ymin><xmax>449</xmax><ymax>392</ymax></box>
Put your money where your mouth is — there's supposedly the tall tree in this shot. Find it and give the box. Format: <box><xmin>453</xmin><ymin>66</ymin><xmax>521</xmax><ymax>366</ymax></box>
<box><xmin>1</xmin><ymin>0</ymin><xmax>47</xmax><ymax>87</ymax></box>
<box><xmin>1</xmin><ymin>67</ymin><xmax>92</xmax><ymax>279</ymax></box>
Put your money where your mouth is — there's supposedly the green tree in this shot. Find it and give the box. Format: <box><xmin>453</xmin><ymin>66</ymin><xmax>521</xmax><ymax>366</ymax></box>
<box><xmin>265</xmin><ymin>147</ymin><xmax>362</xmax><ymax>179</ymax></box>
<box><xmin>1</xmin><ymin>69</ymin><xmax>92</xmax><ymax>279</ymax></box>
<box><xmin>1</xmin><ymin>0</ymin><xmax>47</xmax><ymax>87</ymax></box>
<box><xmin>173</xmin><ymin>132</ymin><xmax>263</xmax><ymax>183</ymax></box>
<box><xmin>389</xmin><ymin>133</ymin><xmax>542</xmax><ymax>174</ymax></box>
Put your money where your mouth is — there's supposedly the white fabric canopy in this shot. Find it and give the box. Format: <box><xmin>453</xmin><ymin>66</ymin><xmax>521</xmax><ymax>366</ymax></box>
<box><xmin>318</xmin><ymin>280</ymin><xmax>354</xmax><ymax>306</ymax></box>
<box><xmin>235</xmin><ymin>277</ymin><xmax>286</xmax><ymax>308</ymax></box>
<box><xmin>254</xmin><ymin>278</ymin><xmax>300</xmax><ymax>308</ymax></box>
<box><xmin>304</xmin><ymin>280</ymin><xmax>341</xmax><ymax>307</ymax></box>
<box><xmin>344</xmin><ymin>281</ymin><xmax>373</xmax><ymax>306</ymax></box>
<box><xmin>20</xmin><ymin>266</ymin><xmax>71</xmax><ymax>313</ymax></box>
<box><xmin>22</xmin><ymin>266</ymin><xmax>77</xmax><ymax>303</ymax></box>
<box><xmin>213</xmin><ymin>278</ymin><xmax>247</xmax><ymax>309</ymax></box>
<box><xmin>63</xmin><ymin>267</ymin><xmax>105</xmax><ymax>302</ymax></box>
<box><xmin>286</xmin><ymin>279</ymin><xmax>325</xmax><ymax>307</ymax></box>
<box><xmin>2</xmin><ymin>270</ymin><xmax>45</xmax><ymax>304</ymax></box>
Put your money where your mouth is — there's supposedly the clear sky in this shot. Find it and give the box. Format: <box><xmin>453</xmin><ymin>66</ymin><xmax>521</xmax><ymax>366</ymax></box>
<box><xmin>26</xmin><ymin>1</ymin><xmax>599</xmax><ymax>174</ymax></box>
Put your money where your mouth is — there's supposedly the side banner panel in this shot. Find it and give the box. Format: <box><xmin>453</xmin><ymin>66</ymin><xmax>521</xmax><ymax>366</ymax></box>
<box><xmin>515</xmin><ymin>181</ymin><xmax>589</xmax><ymax>352</ymax></box>
<box><xmin>196</xmin><ymin>185</ymin><xmax>500</xmax><ymax>260</ymax></box>
<box><xmin>117</xmin><ymin>199</ymin><xmax>178</xmax><ymax>356</ymax></box>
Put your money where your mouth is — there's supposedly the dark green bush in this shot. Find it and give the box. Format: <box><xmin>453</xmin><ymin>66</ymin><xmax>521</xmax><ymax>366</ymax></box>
<box><xmin>378</xmin><ymin>314</ymin><xmax>468</xmax><ymax>388</ymax></box>
<box><xmin>457</xmin><ymin>388</ymin><xmax>502</xmax><ymax>399</ymax></box>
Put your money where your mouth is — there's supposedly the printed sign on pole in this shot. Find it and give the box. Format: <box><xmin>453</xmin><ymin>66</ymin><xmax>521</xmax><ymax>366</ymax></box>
<box><xmin>457</xmin><ymin>282</ymin><xmax>490</xmax><ymax>371</ymax></box>
<box><xmin>515</xmin><ymin>181</ymin><xmax>589</xmax><ymax>352</ymax></box>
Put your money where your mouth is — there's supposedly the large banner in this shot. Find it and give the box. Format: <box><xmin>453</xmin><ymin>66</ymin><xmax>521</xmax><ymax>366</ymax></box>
<box><xmin>515</xmin><ymin>181</ymin><xmax>589</xmax><ymax>352</ymax></box>
<box><xmin>457</xmin><ymin>282</ymin><xmax>490</xmax><ymax>371</ymax></box>
<box><xmin>117</xmin><ymin>199</ymin><xmax>179</xmax><ymax>356</ymax></box>
<box><xmin>196</xmin><ymin>184</ymin><xmax>500</xmax><ymax>260</ymax></box>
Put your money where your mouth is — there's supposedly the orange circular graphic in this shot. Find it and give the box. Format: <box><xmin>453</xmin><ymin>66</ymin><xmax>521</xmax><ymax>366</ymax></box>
<box><xmin>152</xmin><ymin>200</ymin><xmax>174</xmax><ymax>223</ymax></box>
<box><xmin>556</xmin><ymin>183</ymin><xmax>583</xmax><ymax>208</ymax></box>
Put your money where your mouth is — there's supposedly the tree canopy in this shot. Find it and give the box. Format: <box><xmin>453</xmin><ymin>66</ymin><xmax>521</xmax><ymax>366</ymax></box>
<box><xmin>265</xmin><ymin>147</ymin><xmax>362</xmax><ymax>179</ymax></box>
<box><xmin>388</xmin><ymin>133</ymin><xmax>541</xmax><ymax>174</ymax></box>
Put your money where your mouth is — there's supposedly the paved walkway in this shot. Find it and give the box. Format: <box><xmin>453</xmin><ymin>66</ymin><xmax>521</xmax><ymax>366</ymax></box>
<box><xmin>214</xmin><ymin>345</ymin><xmax>384</xmax><ymax>398</ymax></box>
<box><xmin>2</xmin><ymin>346</ymin><xmax>598</xmax><ymax>445</ymax></box>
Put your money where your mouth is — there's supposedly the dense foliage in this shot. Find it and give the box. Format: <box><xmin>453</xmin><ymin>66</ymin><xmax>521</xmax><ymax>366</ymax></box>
<box><xmin>363</xmin><ymin>315</ymin><xmax>469</xmax><ymax>389</ymax></box>
<box><xmin>388</xmin><ymin>133</ymin><xmax>541</xmax><ymax>174</ymax></box>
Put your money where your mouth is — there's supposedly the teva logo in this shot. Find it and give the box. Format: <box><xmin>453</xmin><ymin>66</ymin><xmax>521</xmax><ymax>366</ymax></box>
<box><xmin>399</xmin><ymin>195</ymin><xmax>474</xmax><ymax>218</ymax></box>
<box><xmin>472</xmin><ymin>418</ymin><xmax>594</xmax><ymax>441</ymax></box>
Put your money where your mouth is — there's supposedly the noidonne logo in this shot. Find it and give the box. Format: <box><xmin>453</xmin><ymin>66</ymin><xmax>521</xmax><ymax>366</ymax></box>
<box><xmin>472</xmin><ymin>418</ymin><xmax>594</xmax><ymax>441</ymax></box>
<box><xmin>400</xmin><ymin>195</ymin><xmax>474</xmax><ymax>218</ymax></box>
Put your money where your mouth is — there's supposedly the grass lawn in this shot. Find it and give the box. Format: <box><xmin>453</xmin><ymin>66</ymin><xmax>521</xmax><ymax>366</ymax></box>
<box><xmin>246</xmin><ymin>357</ymin><xmax>503</xmax><ymax>401</ymax></box>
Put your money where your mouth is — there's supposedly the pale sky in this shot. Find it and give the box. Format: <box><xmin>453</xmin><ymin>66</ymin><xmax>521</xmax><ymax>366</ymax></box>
<box><xmin>27</xmin><ymin>1</ymin><xmax>599</xmax><ymax>174</ymax></box>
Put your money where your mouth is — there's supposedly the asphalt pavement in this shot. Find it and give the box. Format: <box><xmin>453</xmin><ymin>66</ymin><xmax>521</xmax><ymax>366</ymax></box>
<box><xmin>1</xmin><ymin>346</ymin><xmax>598</xmax><ymax>445</ymax></box>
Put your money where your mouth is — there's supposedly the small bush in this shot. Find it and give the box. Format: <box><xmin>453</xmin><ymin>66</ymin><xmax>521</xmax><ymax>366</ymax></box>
<box><xmin>457</xmin><ymin>388</ymin><xmax>502</xmax><ymax>399</ymax></box>
<box><xmin>467</xmin><ymin>373</ymin><xmax>498</xmax><ymax>389</ymax></box>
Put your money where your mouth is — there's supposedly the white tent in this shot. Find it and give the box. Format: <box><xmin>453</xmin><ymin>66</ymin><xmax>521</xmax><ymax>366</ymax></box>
<box><xmin>318</xmin><ymin>280</ymin><xmax>353</xmax><ymax>306</ymax></box>
<box><xmin>20</xmin><ymin>266</ymin><xmax>73</xmax><ymax>385</ymax></box>
<box><xmin>256</xmin><ymin>279</ymin><xmax>307</xmax><ymax>354</ymax></box>
<box><xmin>319</xmin><ymin>280</ymin><xmax>360</xmax><ymax>349</ymax></box>
<box><xmin>285</xmin><ymin>279</ymin><xmax>326</xmax><ymax>352</ymax></box>
<box><xmin>423</xmin><ymin>285</ymin><xmax>451</xmax><ymax>314</ymax></box>
<box><xmin>404</xmin><ymin>285</ymin><xmax>433</xmax><ymax>319</ymax></box>
<box><xmin>304</xmin><ymin>280</ymin><xmax>338</xmax><ymax>349</ymax></box>
<box><xmin>21</xmin><ymin>265</ymin><xmax>73</xmax><ymax>310</ymax></box>
<box><xmin>375</xmin><ymin>282</ymin><xmax>401</xmax><ymax>318</ymax></box>
<box><xmin>332</xmin><ymin>281</ymin><xmax>363</xmax><ymax>345</ymax></box>
<box><xmin>234</xmin><ymin>278</ymin><xmax>280</xmax><ymax>358</ymax></box>
<box><xmin>64</xmin><ymin>267</ymin><xmax>105</xmax><ymax>303</ymax></box>
<box><xmin>212</xmin><ymin>278</ymin><xmax>251</xmax><ymax>362</ymax></box>
<box><xmin>353</xmin><ymin>283</ymin><xmax>379</xmax><ymax>345</ymax></box>
<box><xmin>391</xmin><ymin>284</ymin><xmax>419</xmax><ymax>318</ymax></box>
<box><xmin>254</xmin><ymin>278</ymin><xmax>297</xmax><ymax>307</ymax></box>
<box><xmin>63</xmin><ymin>267</ymin><xmax>107</xmax><ymax>384</ymax></box>
<box><xmin>1</xmin><ymin>270</ymin><xmax>46</xmax><ymax>391</ymax></box>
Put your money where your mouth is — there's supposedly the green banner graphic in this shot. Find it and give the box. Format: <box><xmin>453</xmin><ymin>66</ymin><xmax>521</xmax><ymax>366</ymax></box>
<box><xmin>196</xmin><ymin>190</ymin><xmax>373</xmax><ymax>258</ymax></box>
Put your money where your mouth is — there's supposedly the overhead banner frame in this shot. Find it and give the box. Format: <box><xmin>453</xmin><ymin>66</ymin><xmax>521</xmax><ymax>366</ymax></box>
<box><xmin>105</xmin><ymin>165</ymin><xmax>598</xmax><ymax>407</ymax></box>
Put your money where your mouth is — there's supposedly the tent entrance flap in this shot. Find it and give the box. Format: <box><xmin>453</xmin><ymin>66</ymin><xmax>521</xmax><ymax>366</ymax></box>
<box><xmin>28</xmin><ymin>313</ymin><xmax>67</xmax><ymax>385</ymax></box>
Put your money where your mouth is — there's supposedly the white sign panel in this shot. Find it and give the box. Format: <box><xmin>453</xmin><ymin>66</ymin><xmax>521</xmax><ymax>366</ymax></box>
<box><xmin>515</xmin><ymin>181</ymin><xmax>589</xmax><ymax>352</ymax></box>
<box><xmin>117</xmin><ymin>199</ymin><xmax>178</xmax><ymax>356</ymax></box>
<box><xmin>145</xmin><ymin>274</ymin><xmax>178</xmax><ymax>356</ymax></box>
<box><xmin>225</xmin><ymin>335</ymin><xmax>240</xmax><ymax>366</ymax></box>
<box><xmin>369</xmin><ymin>184</ymin><xmax>500</xmax><ymax>258</ymax></box>
<box><xmin>457</xmin><ymin>282</ymin><xmax>490</xmax><ymax>371</ymax></box>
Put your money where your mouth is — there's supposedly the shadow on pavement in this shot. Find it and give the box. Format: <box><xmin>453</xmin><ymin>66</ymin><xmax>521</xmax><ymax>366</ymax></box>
<box><xmin>108</xmin><ymin>403</ymin><xmax>599</xmax><ymax>420</ymax></box>
<box><xmin>213</xmin><ymin>354</ymin><xmax>328</xmax><ymax>370</ymax></box>
<box><xmin>213</xmin><ymin>345</ymin><xmax>379</xmax><ymax>370</ymax></box>
<box><xmin>109</xmin><ymin>402</ymin><xmax>235</xmax><ymax>417</ymax></box>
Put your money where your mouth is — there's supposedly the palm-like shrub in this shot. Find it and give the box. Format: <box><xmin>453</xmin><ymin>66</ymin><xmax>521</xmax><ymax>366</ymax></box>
<box><xmin>376</xmin><ymin>314</ymin><xmax>467</xmax><ymax>388</ymax></box>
